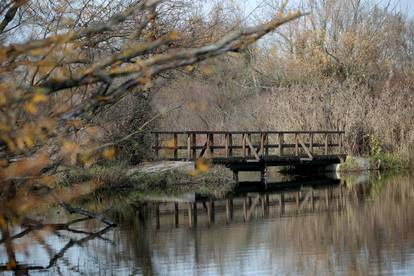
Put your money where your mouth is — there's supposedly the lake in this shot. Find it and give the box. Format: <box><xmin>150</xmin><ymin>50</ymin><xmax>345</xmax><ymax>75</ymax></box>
<box><xmin>1</xmin><ymin>172</ymin><xmax>414</xmax><ymax>275</ymax></box>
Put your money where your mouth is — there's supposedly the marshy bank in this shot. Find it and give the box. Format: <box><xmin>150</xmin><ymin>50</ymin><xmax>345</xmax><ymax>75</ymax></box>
<box><xmin>58</xmin><ymin>161</ymin><xmax>235</xmax><ymax>205</ymax></box>
<box><xmin>58</xmin><ymin>149</ymin><xmax>412</xmax><ymax>199</ymax></box>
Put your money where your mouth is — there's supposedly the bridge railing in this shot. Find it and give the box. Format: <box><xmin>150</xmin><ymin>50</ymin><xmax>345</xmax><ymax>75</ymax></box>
<box><xmin>152</xmin><ymin>131</ymin><xmax>344</xmax><ymax>161</ymax></box>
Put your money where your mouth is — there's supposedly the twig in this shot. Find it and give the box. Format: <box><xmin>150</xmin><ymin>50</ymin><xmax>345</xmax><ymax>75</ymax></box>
<box><xmin>94</xmin><ymin>104</ymin><xmax>182</xmax><ymax>151</ymax></box>
<box><xmin>53</xmin><ymin>194</ymin><xmax>117</xmax><ymax>226</ymax></box>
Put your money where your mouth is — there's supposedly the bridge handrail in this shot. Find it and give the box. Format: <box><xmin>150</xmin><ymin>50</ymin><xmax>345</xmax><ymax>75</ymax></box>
<box><xmin>151</xmin><ymin>130</ymin><xmax>345</xmax><ymax>135</ymax></box>
<box><xmin>151</xmin><ymin>130</ymin><xmax>345</xmax><ymax>161</ymax></box>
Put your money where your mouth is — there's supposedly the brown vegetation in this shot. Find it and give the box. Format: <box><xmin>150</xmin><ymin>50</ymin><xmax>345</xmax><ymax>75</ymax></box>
<box><xmin>153</xmin><ymin>0</ymin><xmax>414</xmax><ymax>160</ymax></box>
<box><xmin>0</xmin><ymin>0</ymin><xmax>305</xmax><ymax>270</ymax></box>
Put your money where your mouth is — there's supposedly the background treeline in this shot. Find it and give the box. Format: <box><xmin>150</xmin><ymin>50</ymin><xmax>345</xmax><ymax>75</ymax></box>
<box><xmin>1</xmin><ymin>0</ymin><xmax>413</xmax><ymax>167</ymax></box>
<box><xmin>150</xmin><ymin>0</ymin><xmax>414</xmax><ymax>160</ymax></box>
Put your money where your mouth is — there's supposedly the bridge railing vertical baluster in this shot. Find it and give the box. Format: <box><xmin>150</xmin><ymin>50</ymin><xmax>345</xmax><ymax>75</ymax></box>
<box><xmin>191</xmin><ymin>133</ymin><xmax>196</xmax><ymax>159</ymax></box>
<box><xmin>173</xmin><ymin>133</ymin><xmax>178</xmax><ymax>160</ymax></box>
<box><xmin>260</xmin><ymin>132</ymin><xmax>264</xmax><ymax>156</ymax></box>
<box><xmin>229</xmin><ymin>133</ymin><xmax>233</xmax><ymax>157</ymax></box>
<box><xmin>209</xmin><ymin>133</ymin><xmax>214</xmax><ymax>156</ymax></box>
<box><xmin>205</xmin><ymin>133</ymin><xmax>210</xmax><ymax>157</ymax></box>
<box><xmin>187</xmin><ymin>133</ymin><xmax>191</xmax><ymax>160</ymax></box>
<box><xmin>225</xmin><ymin>133</ymin><xmax>229</xmax><ymax>158</ymax></box>
<box><xmin>242</xmin><ymin>133</ymin><xmax>246</xmax><ymax>158</ymax></box>
<box><xmin>247</xmin><ymin>134</ymin><xmax>251</xmax><ymax>157</ymax></box>
<box><xmin>278</xmin><ymin>133</ymin><xmax>284</xmax><ymax>156</ymax></box>
<box><xmin>309</xmin><ymin>132</ymin><xmax>314</xmax><ymax>154</ymax></box>
<box><xmin>151</xmin><ymin>130</ymin><xmax>345</xmax><ymax>160</ymax></box>
<box><xmin>295</xmin><ymin>133</ymin><xmax>299</xmax><ymax>156</ymax></box>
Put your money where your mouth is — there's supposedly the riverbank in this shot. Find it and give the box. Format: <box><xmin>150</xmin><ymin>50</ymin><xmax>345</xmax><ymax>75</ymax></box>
<box><xmin>59</xmin><ymin>161</ymin><xmax>235</xmax><ymax>201</ymax></box>
<box><xmin>339</xmin><ymin>153</ymin><xmax>408</xmax><ymax>173</ymax></box>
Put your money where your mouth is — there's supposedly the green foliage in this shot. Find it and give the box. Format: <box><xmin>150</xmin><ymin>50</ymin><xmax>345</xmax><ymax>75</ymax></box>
<box><xmin>339</xmin><ymin>155</ymin><xmax>359</xmax><ymax>172</ymax></box>
<box><xmin>369</xmin><ymin>135</ymin><xmax>383</xmax><ymax>157</ymax></box>
<box><xmin>370</xmin><ymin>153</ymin><xmax>406</xmax><ymax>172</ymax></box>
<box><xmin>368</xmin><ymin>134</ymin><xmax>407</xmax><ymax>172</ymax></box>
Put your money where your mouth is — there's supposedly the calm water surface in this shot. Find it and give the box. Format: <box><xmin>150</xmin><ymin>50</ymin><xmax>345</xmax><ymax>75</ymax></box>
<box><xmin>2</xmin><ymin>172</ymin><xmax>414</xmax><ymax>275</ymax></box>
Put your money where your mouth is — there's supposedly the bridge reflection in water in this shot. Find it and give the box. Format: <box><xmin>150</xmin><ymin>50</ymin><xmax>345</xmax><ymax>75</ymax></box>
<box><xmin>133</xmin><ymin>177</ymin><xmax>361</xmax><ymax>229</ymax></box>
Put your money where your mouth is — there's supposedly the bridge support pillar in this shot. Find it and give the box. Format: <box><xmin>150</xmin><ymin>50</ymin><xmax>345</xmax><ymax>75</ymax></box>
<box><xmin>233</xmin><ymin>171</ymin><xmax>239</xmax><ymax>184</ymax></box>
<box><xmin>260</xmin><ymin>165</ymin><xmax>268</xmax><ymax>187</ymax></box>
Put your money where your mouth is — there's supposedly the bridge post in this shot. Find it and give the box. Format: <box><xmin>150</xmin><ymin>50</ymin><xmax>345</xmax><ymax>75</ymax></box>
<box><xmin>280</xmin><ymin>192</ymin><xmax>285</xmax><ymax>215</ymax></box>
<box><xmin>205</xmin><ymin>134</ymin><xmax>210</xmax><ymax>156</ymax></box>
<box><xmin>264</xmin><ymin>133</ymin><xmax>269</xmax><ymax>156</ymax></box>
<box><xmin>229</xmin><ymin>134</ymin><xmax>233</xmax><ymax>157</ymax></box>
<box><xmin>233</xmin><ymin>170</ymin><xmax>239</xmax><ymax>184</ymax></box>
<box><xmin>295</xmin><ymin>133</ymin><xmax>299</xmax><ymax>156</ymax></box>
<box><xmin>247</xmin><ymin>134</ymin><xmax>252</xmax><ymax>157</ymax></box>
<box><xmin>260</xmin><ymin>133</ymin><xmax>265</xmax><ymax>156</ymax></box>
<box><xmin>193</xmin><ymin>202</ymin><xmax>197</xmax><ymax>225</ymax></box>
<box><xmin>209</xmin><ymin>133</ymin><xmax>214</xmax><ymax>156</ymax></box>
<box><xmin>173</xmin><ymin>133</ymin><xmax>178</xmax><ymax>160</ymax></box>
<box><xmin>174</xmin><ymin>203</ymin><xmax>179</xmax><ymax>227</ymax></box>
<box><xmin>191</xmin><ymin>133</ymin><xmax>196</xmax><ymax>159</ymax></box>
<box><xmin>187</xmin><ymin>133</ymin><xmax>191</xmax><ymax>160</ymax></box>
<box><xmin>324</xmin><ymin>133</ymin><xmax>329</xmax><ymax>155</ymax></box>
<box><xmin>188</xmin><ymin>203</ymin><xmax>193</xmax><ymax>227</ymax></box>
<box><xmin>225</xmin><ymin>198</ymin><xmax>233</xmax><ymax>224</ymax></box>
<box><xmin>155</xmin><ymin>203</ymin><xmax>160</xmax><ymax>229</ymax></box>
<box><xmin>278</xmin><ymin>133</ymin><xmax>284</xmax><ymax>156</ymax></box>
<box><xmin>260</xmin><ymin>164</ymin><xmax>268</xmax><ymax>187</ymax></box>
<box><xmin>225</xmin><ymin>133</ymin><xmax>229</xmax><ymax>157</ymax></box>
<box><xmin>310</xmin><ymin>132</ymin><xmax>314</xmax><ymax>154</ymax></box>
<box><xmin>242</xmin><ymin>134</ymin><xmax>246</xmax><ymax>157</ymax></box>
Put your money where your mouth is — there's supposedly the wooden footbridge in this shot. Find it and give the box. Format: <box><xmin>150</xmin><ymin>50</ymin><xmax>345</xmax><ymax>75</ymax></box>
<box><xmin>152</xmin><ymin>130</ymin><xmax>346</xmax><ymax>184</ymax></box>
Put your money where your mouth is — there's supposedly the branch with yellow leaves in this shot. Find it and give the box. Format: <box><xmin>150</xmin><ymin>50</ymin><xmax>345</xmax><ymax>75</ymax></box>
<box><xmin>0</xmin><ymin>0</ymin><xmax>306</xmax><ymax>192</ymax></box>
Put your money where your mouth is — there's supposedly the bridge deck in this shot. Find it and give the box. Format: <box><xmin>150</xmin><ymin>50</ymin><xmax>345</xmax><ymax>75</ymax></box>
<box><xmin>212</xmin><ymin>155</ymin><xmax>346</xmax><ymax>170</ymax></box>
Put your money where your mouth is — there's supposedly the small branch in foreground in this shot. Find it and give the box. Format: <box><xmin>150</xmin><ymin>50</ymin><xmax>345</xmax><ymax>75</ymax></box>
<box><xmin>53</xmin><ymin>194</ymin><xmax>117</xmax><ymax>227</ymax></box>
<box><xmin>94</xmin><ymin>104</ymin><xmax>182</xmax><ymax>151</ymax></box>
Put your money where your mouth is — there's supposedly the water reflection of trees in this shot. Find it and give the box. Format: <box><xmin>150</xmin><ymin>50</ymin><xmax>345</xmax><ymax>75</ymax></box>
<box><xmin>119</xmin><ymin>173</ymin><xmax>414</xmax><ymax>275</ymax></box>
<box><xmin>3</xmin><ymin>174</ymin><xmax>413</xmax><ymax>275</ymax></box>
<box><xmin>0</xmin><ymin>210</ymin><xmax>115</xmax><ymax>274</ymax></box>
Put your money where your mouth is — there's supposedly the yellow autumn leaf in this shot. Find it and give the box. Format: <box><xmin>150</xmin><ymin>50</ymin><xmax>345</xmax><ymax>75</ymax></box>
<box><xmin>0</xmin><ymin>92</ymin><xmax>6</xmax><ymax>106</ymax></box>
<box><xmin>6</xmin><ymin>260</ymin><xmax>16</xmax><ymax>270</ymax></box>
<box><xmin>165</xmin><ymin>138</ymin><xmax>175</xmax><ymax>148</ymax></box>
<box><xmin>25</xmin><ymin>102</ymin><xmax>38</xmax><ymax>114</ymax></box>
<box><xmin>190</xmin><ymin>170</ymin><xmax>199</xmax><ymax>177</ymax></box>
<box><xmin>0</xmin><ymin>123</ymin><xmax>10</xmax><ymax>131</ymax></box>
<box><xmin>277</xmin><ymin>10</ymin><xmax>284</xmax><ymax>17</ymax></box>
<box><xmin>16</xmin><ymin>137</ymin><xmax>25</xmax><ymax>150</ymax></box>
<box><xmin>61</xmin><ymin>142</ymin><xmax>79</xmax><ymax>164</ymax></box>
<box><xmin>102</xmin><ymin>147</ymin><xmax>116</xmax><ymax>159</ymax></box>
<box><xmin>200</xmin><ymin>66</ymin><xmax>213</xmax><ymax>76</ymax></box>
<box><xmin>185</xmin><ymin>65</ymin><xmax>195</xmax><ymax>72</ymax></box>
<box><xmin>0</xmin><ymin>49</ymin><xmax>6</xmax><ymax>61</ymax></box>
<box><xmin>1</xmin><ymin>135</ymin><xmax>16</xmax><ymax>151</ymax></box>
<box><xmin>32</xmin><ymin>93</ymin><xmax>48</xmax><ymax>103</ymax></box>
<box><xmin>29</xmin><ymin>48</ymin><xmax>48</xmax><ymax>57</ymax></box>
<box><xmin>195</xmin><ymin>158</ymin><xmax>210</xmax><ymax>173</ymax></box>
<box><xmin>168</xmin><ymin>31</ymin><xmax>181</xmax><ymax>40</ymax></box>
<box><xmin>23</xmin><ymin>136</ymin><xmax>34</xmax><ymax>148</ymax></box>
